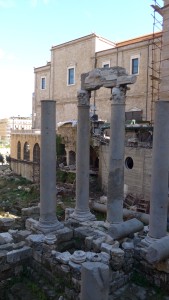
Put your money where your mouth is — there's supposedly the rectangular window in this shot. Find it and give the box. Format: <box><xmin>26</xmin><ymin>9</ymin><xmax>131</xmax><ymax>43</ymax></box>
<box><xmin>41</xmin><ymin>77</ymin><xmax>46</xmax><ymax>90</ymax></box>
<box><xmin>68</xmin><ymin>67</ymin><xmax>75</xmax><ymax>85</ymax></box>
<box><xmin>131</xmin><ymin>56</ymin><xmax>139</xmax><ymax>75</ymax></box>
<box><xmin>102</xmin><ymin>61</ymin><xmax>110</xmax><ymax>68</ymax></box>
<box><xmin>125</xmin><ymin>110</ymin><xmax>142</xmax><ymax>121</ymax></box>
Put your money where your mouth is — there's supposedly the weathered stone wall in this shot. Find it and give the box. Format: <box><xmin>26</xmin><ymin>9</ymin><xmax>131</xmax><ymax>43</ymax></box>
<box><xmin>10</xmin><ymin>132</ymin><xmax>40</xmax><ymax>182</ymax></box>
<box><xmin>57</xmin><ymin>123</ymin><xmax>77</xmax><ymax>153</ymax></box>
<box><xmin>10</xmin><ymin>132</ymin><xmax>40</xmax><ymax>161</ymax></box>
<box><xmin>1</xmin><ymin>217</ymin><xmax>169</xmax><ymax>298</ymax></box>
<box><xmin>134</xmin><ymin>245</ymin><xmax>169</xmax><ymax>292</ymax></box>
<box><xmin>99</xmin><ymin>144</ymin><xmax>152</xmax><ymax>201</ymax></box>
<box><xmin>10</xmin><ymin>160</ymin><xmax>36</xmax><ymax>182</ymax></box>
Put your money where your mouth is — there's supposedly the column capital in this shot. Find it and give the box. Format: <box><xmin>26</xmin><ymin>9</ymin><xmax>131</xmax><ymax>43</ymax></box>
<box><xmin>110</xmin><ymin>85</ymin><xmax>127</xmax><ymax>104</ymax></box>
<box><xmin>77</xmin><ymin>89</ymin><xmax>90</xmax><ymax>106</ymax></box>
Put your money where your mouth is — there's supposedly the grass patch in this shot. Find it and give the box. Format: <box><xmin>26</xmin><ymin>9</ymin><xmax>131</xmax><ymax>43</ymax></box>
<box><xmin>57</xmin><ymin>169</ymin><xmax>75</xmax><ymax>184</ymax></box>
<box><xmin>0</xmin><ymin>175</ymin><xmax>40</xmax><ymax>213</ymax></box>
<box><xmin>94</xmin><ymin>210</ymin><xmax>106</xmax><ymax>221</ymax></box>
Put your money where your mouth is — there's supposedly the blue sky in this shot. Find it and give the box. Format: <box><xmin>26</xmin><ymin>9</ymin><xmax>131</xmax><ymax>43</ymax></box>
<box><xmin>0</xmin><ymin>0</ymin><xmax>163</xmax><ymax>118</ymax></box>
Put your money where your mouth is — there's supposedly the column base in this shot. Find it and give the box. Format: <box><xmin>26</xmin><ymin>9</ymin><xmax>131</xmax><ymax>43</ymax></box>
<box><xmin>70</xmin><ymin>209</ymin><xmax>96</xmax><ymax>222</ymax></box>
<box><xmin>141</xmin><ymin>234</ymin><xmax>159</xmax><ymax>247</ymax></box>
<box><xmin>35</xmin><ymin>219</ymin><xmax>64</xmax><ymax>233</ymax></box>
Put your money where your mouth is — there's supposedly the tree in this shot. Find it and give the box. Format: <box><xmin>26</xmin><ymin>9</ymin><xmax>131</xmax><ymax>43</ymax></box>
<box><xmin>6</xmin><ymin>154</ymin><xmax>11</xmax><ymax>164</ymax></box>
<box><xmin>0</xmin><ymin>154</ymin><xmax>4</xmax><ymax>165</ymax></box>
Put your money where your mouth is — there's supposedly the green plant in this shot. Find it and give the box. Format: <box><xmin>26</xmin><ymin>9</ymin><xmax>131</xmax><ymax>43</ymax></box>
<box><xmin>26</xmin><ymin>281</ymin><xmax>47</xmax><ymax>300</ymax></box>
<box><xmin>56</xmin><ymin>204</ymin><xmax>65</xmax><ymax>220</ymax></box>
<box><xmin>94</xmin><ymin>211</ymin><xmax>106</xmax><ymax>221</ymax></box>
<box><xmin>57</xmin><ymin>169</ymin><xmax>76</xmax><ymax>184</ymax></box>
<box><xmin>56</xmin><ymin>135</ymin><xmax>65</xmax><ymax>156</ymax></box>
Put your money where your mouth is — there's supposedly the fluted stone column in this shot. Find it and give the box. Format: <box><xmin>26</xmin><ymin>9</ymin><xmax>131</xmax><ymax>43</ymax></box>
<box><xmin>71</xmin><ymin>90</ymin><xmax>95</xmax><ymax>221</ymax></box>
<box><xmin>107</xmin><ymin>86</ymin><xmax>127</xmax><ymax>224</ymax></box>
<box><xmin>148</xmin><ymin>101</ymin><xmax>169</xmax><ymax>239</ymax></box>
<box><xmin>38</xmin><ymin>100</ymin><xmax>63</xmax><ymax>232</ymax></box>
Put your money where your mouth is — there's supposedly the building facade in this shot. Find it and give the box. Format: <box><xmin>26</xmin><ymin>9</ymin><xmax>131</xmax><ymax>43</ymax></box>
<box><xmin>0</xmin><ymin>116</ymin><xmax>32</xmax><ymax>145</ymax></box>
<box><xmin>32</xmin><ymin>32</ymin><xmax>162</xmax><ymax>129</ymax></box>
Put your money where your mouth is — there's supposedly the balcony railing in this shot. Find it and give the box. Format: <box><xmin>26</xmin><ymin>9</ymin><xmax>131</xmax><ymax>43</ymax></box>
<box><xmin>10</xmin><ymin>129</ymin><xmax>41</xmax><ymax>135</ymax></box>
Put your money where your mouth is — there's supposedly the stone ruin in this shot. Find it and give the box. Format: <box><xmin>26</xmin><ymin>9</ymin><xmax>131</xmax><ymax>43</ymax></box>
<box><xmin>1</xmin><ymin>66</ymin><xmax>169</xmax><ymax>299</ymax></box>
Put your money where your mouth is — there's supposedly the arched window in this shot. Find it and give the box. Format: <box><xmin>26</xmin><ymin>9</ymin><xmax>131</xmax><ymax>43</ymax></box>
<box><xmin>17</xmin><ymin>141</ymin><xmax>21</xmax><ymax>159</ymax></box>
<box><xmin>33</xmin><ymin>143</ymin><xmax>40</xmax><ymax>163</ymax></box>
<box><xmin>23</xmin><ymin>142</ymin><xmax>30</xmax><ymax>161</ymax></box>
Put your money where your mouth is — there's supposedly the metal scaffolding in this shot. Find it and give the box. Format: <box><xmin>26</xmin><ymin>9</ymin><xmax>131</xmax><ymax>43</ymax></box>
<box><xmin>150</xmin><ymin>0</ymin><xmax>163</xmax><ymax>123</ymax></box>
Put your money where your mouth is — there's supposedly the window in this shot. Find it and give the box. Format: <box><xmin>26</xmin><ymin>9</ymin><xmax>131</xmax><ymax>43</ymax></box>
<box><xmin>23</xmin><ymin>142</ymin><xmax>30</xmax><ymax>161</ymax></box>
<box><xmin>33</xmin><ymin>143</ymin><xmax>40</xmax><ymax>163</ymax></box>
<box><xmin>67</xmin><ymin>67</ymin><xmax>75</xmax><ymax>85</ymax></box>
<box><xmin>131</xmin><ymin>56</ymin><xmax>139</xmax><ymax>75</ymax></box>
<box><xmin>17</xmin><ymin>141</ymin><xmax>21</xmax><ymax>159</ymax></box>
<box><xmin>125</xmin><ymin>110</ymin><xmax>142</xmax><ymax>121</ymax></box>
<box><xmin>41</xmin><ymin>77</ymin><xmax>46</xmax><ymax>90</ymax></box>
<box><xmin>125</xmin><ymin>157</ymin><xmax>134</xmax><ymax>169</ymax></box>
<box><xmin>102</xmin><ymin>61</ymin><xmax>110</xmax><ymax>68</ymax></box>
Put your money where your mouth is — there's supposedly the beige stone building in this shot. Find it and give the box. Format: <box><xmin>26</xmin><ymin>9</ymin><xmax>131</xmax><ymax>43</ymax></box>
<box><xmin>0</xmin><ymin>116</ymin><xmax>32</xmax><ymax>145</ymax></box>
<box><xmin>10</xmin><ymin>130</ymin><xmax>40</xmax><ymax>182</ymax></box>
<box><xmin>32</xmin><ymin>32</ymin><xmax>162</xmax><ymax>129</ymax></box>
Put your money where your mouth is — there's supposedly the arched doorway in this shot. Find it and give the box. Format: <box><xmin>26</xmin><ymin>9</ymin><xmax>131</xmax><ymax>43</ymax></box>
<box><xmin>17</xmin><ymin>141</ymin><xmax>21</xmax><ymax>159</ymax></box>
<box><xmin>33</xmin><ymin>143</ymin><xmax>40</xmax><ymax>183</ymax></box>
<box><xmin>23</xmin><ymin>142</ymin><xmax>30</xmax><ymax>161</ymax></box>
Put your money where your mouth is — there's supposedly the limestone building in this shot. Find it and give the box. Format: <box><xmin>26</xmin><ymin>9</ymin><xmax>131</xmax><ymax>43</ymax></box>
<box><xmin>32</xmin><ymin>32</ymin><xmax>162</xmax><ymax>129</ymax></box>
<box><xmin>0</xmin><ymin>116</ymin><xmax>32</xmax><ymax>146</ymax></box>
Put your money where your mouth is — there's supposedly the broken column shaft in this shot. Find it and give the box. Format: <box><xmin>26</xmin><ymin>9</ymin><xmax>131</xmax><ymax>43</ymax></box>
<box><xmin>148</xmin><ymin>101</ymin><xmax>169</xmax><ymax>239</ymax></box>
<box><xmin>81</xmin><ymin>262</ymin><xmax>109</xmax><ymax>300</ymax></box>
<box><xmin>107</xmin><ymin>86</ymin><xmax>127</xmax><ymax>224</ymax></box>
<box><xmin>38</xmin><ymin>100</ymin><xmax>63</xmax><ymax>232</ymax></box>
<box><xmin>71</xmin><ymin>90</ymin><xmax>95</xmax><ymax>221</ymax></box>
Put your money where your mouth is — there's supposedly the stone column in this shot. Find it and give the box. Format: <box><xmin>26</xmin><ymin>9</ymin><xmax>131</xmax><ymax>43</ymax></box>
<box><xmin>71</xmin><ymin>90</ymin><xmax>95</xmax><ymax>221</ymax></box>
<box><xmin>38</xmin><ymin>100</ymin><xmax>63</xmax><ymax>232</ymax></box>
<box><xmin>159</xmin><ymin>0</ymin><xmax>169</xmax><ymax>101</ymax></box>
<box><xmin>107</xmin><ymin>86</ymin><xmax>127</xmax><ymax>224</ymax></box>
<box><xmin>81</xmin><ymin>262</ymin><xmax>109</xmax><ymax>300</ymax></box>
<box><xmin>66</xmin><ymin>149</ymin><xmax>69</xmax><ymax>166</ymax></box>
<box><xmin>148</xmin><ymin>101</ymin><xmax>169</xmax><ymax>239</ymax></box>
<box><xmin>147</xmin><ymin>1</ymin><xmax>169</xmax><ymax>241</ymax></box>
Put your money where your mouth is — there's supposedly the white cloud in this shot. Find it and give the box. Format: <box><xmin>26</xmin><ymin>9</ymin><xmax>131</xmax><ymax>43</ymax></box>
<box><xmin>0</xmin><ymin>0</ymin><xmax>15</xmax><ymax>8</ymax></box>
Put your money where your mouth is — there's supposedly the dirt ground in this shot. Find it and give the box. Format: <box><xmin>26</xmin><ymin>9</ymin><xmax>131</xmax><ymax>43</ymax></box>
<box><xmin>0</xmin><ymin>165</ymin><xmax>103</xmax><ymax>222</ymax></box>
